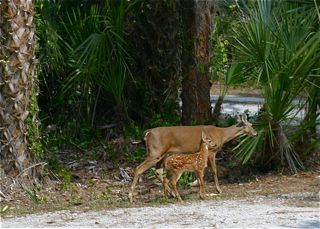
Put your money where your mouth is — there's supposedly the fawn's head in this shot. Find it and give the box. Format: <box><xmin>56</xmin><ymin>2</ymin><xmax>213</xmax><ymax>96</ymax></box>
<box><xmin>236</xmin><ymin>114</ymin><xmax>257</xmax><ymax>136</ymax></box>
<box><xmin>201</xmin><ymin>131</ymin><xmax>217</xmax><ymax>149</ymax></box>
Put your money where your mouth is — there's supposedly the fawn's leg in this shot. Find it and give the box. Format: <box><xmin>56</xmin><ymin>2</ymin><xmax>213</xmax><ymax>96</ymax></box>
<box><xmin>171</xmin><ymin>171</ymin><xmax>183</xmax><ymax>202</ymax></box>
<box><xmin>208</xmin><ymin>152</ymin><xmax>221</xmax><ymax>194</ymax></box>
<box><xmin>155</xmin><ymin>168</ymin><xmax>175</xmax><ymax>197</ymax></box>
<box><xmin>197</xmin><ymin>170</ymin><xmax>206</xmax><ymax>199</ymax></box>
<box><xmin>163</xmin><ymin>176</ymin><xmax>169</xmax><ymax>197</ymax></box>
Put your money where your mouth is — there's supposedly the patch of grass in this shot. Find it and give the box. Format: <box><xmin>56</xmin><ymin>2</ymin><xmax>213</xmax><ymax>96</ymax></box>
<box><xmin>125</xmin><ymin>146</ymin><xmax>146</xmax><ymax>164</ymax></box>
<box><xmin>1</xmin><ymin>205</ymin><xmax>9</xmax><ymax>214</ymax></box>
<box><xmin>89</xmin><ymin>178</ymin><xmax>98</xmax><ymax>186</ymax></box>
<box><xmin>178</xmin><ymin>172</ymin><xmax>196</xmax><ymax>189</ymax></box>
<box><xmin>24</xmin><ymin>189</ymin><xmax>45</xmax><ymax>204</ymax></box>
<box><xmin>58</xmin><ymin>167</ymin><xmax>73</xmax><ymax>189</ymax></box>
<box><xmin>100</xmin><ymin>187</ymin><xmax>112</xmax><ymax>201</ymax></box>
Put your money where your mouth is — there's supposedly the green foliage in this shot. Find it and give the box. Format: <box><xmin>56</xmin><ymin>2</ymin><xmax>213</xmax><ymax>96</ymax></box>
<box><xmin>41</xmin><ymin>131</ymin><xmax>72</xmax><ymax>187</ymax></box>
<box><xmin>24</xmin><ymin>189</ymin><xmax>45</xmax><ymax>204</ymax></box>
<box><xmin>233</xmin><ymin>0</ymin><xmax>320</xmax><ymax>172</ymax></box>
<box><xmin>32</xmin><ymin>0</ymin><xmax>319</xmax><ymax>175</ymax></box>
<box><xmin>58</xmin><ymin>167</ymin><xmax>72</xmax><ymax>189</ymax></box>
<box><xmin>210</xmin><ymin>0</ymin><xmax>251</xmax><ymax>100</ymax></box>
<box><xmin>218</xmin><ymin>114</ymin><xmax>237</xmax><ymax>127</ymax></box>
<box><xmin>40</xmin><ymin>120</ymin><xmax>100</xmax><ymax>187</ymax></box>
<box><xmin>26</xmin><ymin>60</ymin><xmax>42</xmax><ymax>157</ymax></box>
<box><xmin>211</xmin><ymin>37</ymin><xmax>230</xmax><ymax>82</ymax></box>
<box><xmin>123</xmin><ymin>122</ymin><xmax>143</xmax><ymax>139</ymax></box>
<box><xmin>26</xmin><ymin>112</ymin><xmax>42</xmax><ymax>158</ymax></box>
<box><xmin>35</xmin><ymin>0</ymin><xmax>138</xmax><ymax>132</ymax></box>
<box><xmin>35</xmin><ymin>0</ymin><xmax>182</xmax><ymax>155</ymax></box>
<box><xmin>149</xmin><ymin>101</ymin><xmax>181</xmax><ymax>128</ymax></box>
<box><xmin>210</xmin><ymin>0</ymin><xmax>243</xmax><ymax>83</ymax></box>
<box><xmin>125</xmin><ymin>147</ymin><xmax>146</xmax><ymax>164</ymax></box>
<box><xmin>290</xmin><ymin>118</ymin><xmax>320</xmax><ymax>160</ymax></box>
<box><xmin>178</xmin><ymin>172</ymin><xmax>196</xmax><ymax>189</ymax></box>
<box><xmin>303</xmin><ymin>138</ymin><xmax>320</xmax><ymax>159</ymax></box>
<box><xmin>60</xmin><ymin>1</ymin><xmax>135</xmax><ymax>124</ymax></box>
<box><xmin>100</xmin><ymin>187</ymin><xmax>112</xmax><ymax>201</ymax></box>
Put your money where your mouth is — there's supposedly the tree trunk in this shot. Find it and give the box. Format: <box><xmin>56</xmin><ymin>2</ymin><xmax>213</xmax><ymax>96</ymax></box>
<box><xmin>0</xmin><ymin>0</ymin><xmax>37</xmax><ymax>176</ymax></box>
<box><xmin>126</xmin><ymin>0</ymin><xmax>182</xmax><ymax>120</ymax></box>
<box><xmin>180</xmin><ymin>0</ymin><xmax>214</xmax><ymax>124</ymax></box>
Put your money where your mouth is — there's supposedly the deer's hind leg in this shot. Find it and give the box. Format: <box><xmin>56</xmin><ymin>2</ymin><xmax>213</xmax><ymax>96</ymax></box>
<box><xmin>129</xmin><ymin>156</ymin><xmax>161</xmax><ymax>203</ymax></box>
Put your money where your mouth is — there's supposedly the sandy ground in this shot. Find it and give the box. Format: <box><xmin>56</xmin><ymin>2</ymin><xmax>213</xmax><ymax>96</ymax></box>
<box><xmin>2</xmin><ymin>192</ymin><xmax>319</xmax><ymax>228</ymax></box>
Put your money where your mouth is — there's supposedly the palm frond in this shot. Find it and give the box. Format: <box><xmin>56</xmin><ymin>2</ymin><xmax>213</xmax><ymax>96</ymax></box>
<box><xmin>57</xmin><ymin>1</ymin><xmax>134</xmax><ymax>123</ymax></box>
<box><xmin>233</xmin><ymin>0</ymin><xmax>319</xmax><ymax>171</ymax></box>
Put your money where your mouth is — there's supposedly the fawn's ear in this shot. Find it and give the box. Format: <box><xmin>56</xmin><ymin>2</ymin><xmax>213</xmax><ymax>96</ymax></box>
<box><xmin>201</xmin><ymin>131</ymin><xmax>207</xmax><ymax>141</ymax></box>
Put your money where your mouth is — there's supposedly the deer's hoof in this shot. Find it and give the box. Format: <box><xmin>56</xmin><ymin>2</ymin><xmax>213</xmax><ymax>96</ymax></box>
<box><xmin>206</xmin><ymin>193</ymin><xmax>218</xmax><ymax>197</ymax></box>
<box><xmin>200</xmin><ymin>193</ymin><xmax>206</xmax><ymax>199</ymax></box>
<box><xmin>189</xmin><ymin>179</ymin><xmax>199</xmax><ymax>187</ymax></box>
<box><xmin>128</xmin><ymin>192</ymin><xmax>134</xmax><ymax>203</ymax></box>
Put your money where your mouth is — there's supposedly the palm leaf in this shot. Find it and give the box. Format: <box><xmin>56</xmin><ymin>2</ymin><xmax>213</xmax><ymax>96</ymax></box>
<box><xmin>232</xmin><ymin>0</ymin><xmax>319</xmax><ymax>171</ymax></box>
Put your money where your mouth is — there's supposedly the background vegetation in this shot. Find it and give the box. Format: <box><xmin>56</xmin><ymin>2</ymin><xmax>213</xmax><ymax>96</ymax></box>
<box><xmin>2</xmin><ymin>0</ymin><xmax>318</xmax><ymax>185</ymax></box>
<box><xmin>36</xmin><ymin>0</ymin><xmax>319</xmax><ymax>175</ymax></box>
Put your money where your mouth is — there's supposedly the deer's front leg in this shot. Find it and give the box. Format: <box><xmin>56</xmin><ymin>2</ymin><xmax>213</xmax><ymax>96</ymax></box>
<box><xmin>197</xmin><ymin>170</ymin><xmax>206</xmax><ymax>199</ymax></box>
<box><xmin>208</xmin><ymin>152</ymin><xmax>222</xmax><ymax>194</ymax></box>
<box><xmin>171</xmin><ymin>171</ymin><xmax>183</xmax><ymax>202</ymax></box>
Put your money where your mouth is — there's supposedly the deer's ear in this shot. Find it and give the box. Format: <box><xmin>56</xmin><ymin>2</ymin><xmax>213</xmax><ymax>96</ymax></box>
<box><xmin>236</xmin><ymin>114</ymin><xmax>242</xmax><ymax>123</ymax></box>
<box><xmin>242</xmin><ymin>114</ymin><xmax>248</xmax><ymax>123</ymax></box>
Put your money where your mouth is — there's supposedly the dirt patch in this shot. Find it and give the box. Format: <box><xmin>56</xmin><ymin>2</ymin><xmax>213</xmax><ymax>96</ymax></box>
<box><xmin>2</xmin><ymin>191</ymin><xmax>319</xmax><ymax>228</ymax></box>
<box><xmin>1</xmin><ymin>153</ymin><xmax>319</xmax><ymax>228</ymax></box>
<box><xmin>1</xmin><ymin>168</ymin><xmax>319</xmax><ymax>218</ymax></box>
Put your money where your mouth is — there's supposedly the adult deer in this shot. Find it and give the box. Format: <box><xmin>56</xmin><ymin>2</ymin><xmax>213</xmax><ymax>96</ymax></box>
<box><xmin>128</xmin><ymin>115</ymin><xmax>257</xmax><ymax>203</ymax></box>
<box><xmin>163</xmin><ymin>131</ymin><xmax>217</xmax><ymax>202</ymax></box>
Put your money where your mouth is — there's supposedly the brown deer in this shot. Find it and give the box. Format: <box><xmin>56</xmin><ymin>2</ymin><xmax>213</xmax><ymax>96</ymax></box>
<box><xmin>162</xmin><ymin>131</ymin><xmax>218</xmax><ymax>202</ymax></box>
<box><xmin>128</xmin><ymin>114</ymin><xmax>257</xmax><ymax>203</ymax></box>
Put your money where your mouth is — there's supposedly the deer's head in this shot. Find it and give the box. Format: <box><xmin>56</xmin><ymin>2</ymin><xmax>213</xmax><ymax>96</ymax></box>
<box><xmin>236</xmin><ymin>114</ymin><xmax>257</xmax><ymax>136</ymax></box>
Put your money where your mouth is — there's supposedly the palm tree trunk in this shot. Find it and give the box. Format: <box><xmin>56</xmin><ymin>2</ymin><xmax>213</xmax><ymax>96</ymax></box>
<box><xmin>181</xmin><ymin>0</ymin><xmax>214</xmax><ymax>124</ymax></box>
<box><xmin>0</xmin><ymin>0</ymin><xmax>37</xmax><ymax>176</ymax></box>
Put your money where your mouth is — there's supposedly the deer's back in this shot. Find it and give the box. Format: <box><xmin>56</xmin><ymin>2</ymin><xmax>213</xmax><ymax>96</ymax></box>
<box><xmin>144</xmin><ymin>125</ymin><xmax>222</xmax><ymax>157</ymax></box>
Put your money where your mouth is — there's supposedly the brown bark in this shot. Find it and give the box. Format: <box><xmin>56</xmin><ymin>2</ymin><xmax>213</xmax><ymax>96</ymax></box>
<box><xmin>181</xmin><ymin>0</ymin><xmax>214</xmax><ymax>124</ymax></box>
<box><xmin>0</xmin><ymin>0</ymin><xmax>36</xmax><ymax>175</ymax></box>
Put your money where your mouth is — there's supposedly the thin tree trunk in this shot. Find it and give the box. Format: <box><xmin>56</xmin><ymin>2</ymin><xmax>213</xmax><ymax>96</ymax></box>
<box><xmin>181</xmin><ymin>0</ymin><xmax>214</xmax><ymax>124</ymax></box>
<box><xmin>212</xmin><ymin>95</ymin><xmax>224</xmax><ymax>123</ymax></box>
<box><xmin>0</xmin><ymin>0</ymin><xmax>37</xmax><ymax>177</ymax></box>
<box><xmin>304</xmin><ymin>90</ymin><xmax>319</xmax><ymax>138</ymax></box>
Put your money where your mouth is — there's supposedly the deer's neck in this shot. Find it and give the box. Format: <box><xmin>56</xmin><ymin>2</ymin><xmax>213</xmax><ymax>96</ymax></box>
<box><xmin>221</xmin><ymin>125</ymin><xmax>244</xmax><ymax>144</ymax></box>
